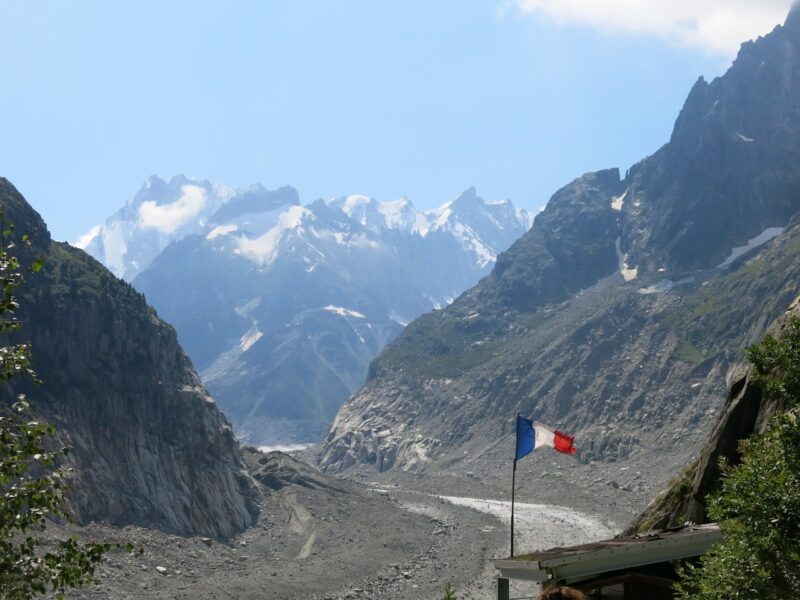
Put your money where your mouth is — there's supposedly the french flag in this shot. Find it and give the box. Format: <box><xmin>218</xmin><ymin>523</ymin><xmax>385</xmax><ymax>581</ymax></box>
<box><xmin>515</xmin><ymin>415</ymin><xmax>576</xmax><ymax>460</ymax></box>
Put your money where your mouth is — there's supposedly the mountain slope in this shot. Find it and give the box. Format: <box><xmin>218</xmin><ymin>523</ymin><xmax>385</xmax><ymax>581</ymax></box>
<box><xmin>626</xmin><ymin>295</ymin><xmax>800</xmax><ymax>534</ymax></box>
<box><xmin>1</xmin><ymin>178</ymin><xmax>260</xmax><ymax>538</ymax></box>
<box><xmin>129</xmin><ymin>187</ymin><xmax>533</xmax><ymax>445</ymax></box>
<box><xmin>319</xmin><ymin>7</ymin><xmax>800</xmax><ymax>486</ymax></box>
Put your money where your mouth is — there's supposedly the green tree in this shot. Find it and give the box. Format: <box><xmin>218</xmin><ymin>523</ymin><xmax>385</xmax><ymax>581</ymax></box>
<box><xmin>676</xmin><ymin>317</ymin><xmax>800</xmax><ymax>599</ymax></box>
<box><xmin>0</xmin><ymin>220</ymin><xmax>109</xmax><ymax>598</ymax></box>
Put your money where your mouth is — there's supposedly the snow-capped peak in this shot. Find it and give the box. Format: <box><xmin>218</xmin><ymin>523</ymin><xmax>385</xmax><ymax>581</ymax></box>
<box><xmin>81</xmin><ymin>177</ymin><xmax>534</xmax><ymax>281</ymax></box>
<box><xmin>77</xmin><ymin>175</ymin><xmax>295</xmax><ymax>280</ymax></box>
<box><xmin>420</xmin><ymin>188</ymin><xmax>535</xmax><ymax>267</ymax></box>
<box><xmin>137</xmin><ymin>183</ymin><xmax>211</xmax><ymax>234</ymax></box>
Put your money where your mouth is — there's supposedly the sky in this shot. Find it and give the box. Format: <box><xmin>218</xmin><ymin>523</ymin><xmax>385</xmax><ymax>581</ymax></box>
<box><xmin>0</xmin><ymin>0</ymin><xmax>794</xmax><ymax>242</ymax></box>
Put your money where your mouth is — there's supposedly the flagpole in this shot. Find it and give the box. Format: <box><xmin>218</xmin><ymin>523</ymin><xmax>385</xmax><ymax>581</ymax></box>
<box><xmin>510</xmin><ymin>457</ymin><xmax>517</xmax><ymax>557</ymax></box>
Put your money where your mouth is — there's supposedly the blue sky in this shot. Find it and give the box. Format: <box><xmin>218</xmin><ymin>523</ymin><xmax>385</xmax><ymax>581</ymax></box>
<box><xmin>0</xmin><ymin>1</ymin><xmax>793</xmax><ymax>241</ymax></box>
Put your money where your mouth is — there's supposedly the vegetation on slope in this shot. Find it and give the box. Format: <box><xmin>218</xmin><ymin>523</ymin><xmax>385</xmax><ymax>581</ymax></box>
<box><xmin>676</xmin><ymin>317</ymin><xmax>800</xmax><ymax>598</ymax></box>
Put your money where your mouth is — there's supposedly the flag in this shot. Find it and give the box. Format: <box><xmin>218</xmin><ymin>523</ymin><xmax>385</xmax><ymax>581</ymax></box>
<box><xmin>515</xmin><ymin>415</ymin><xmax>534</xmax><ymax>460</ymax></box>
<box><xmin>515</xmin><ymin>415</ymin><xmax>577</xmax><ymax>459</ymax></box>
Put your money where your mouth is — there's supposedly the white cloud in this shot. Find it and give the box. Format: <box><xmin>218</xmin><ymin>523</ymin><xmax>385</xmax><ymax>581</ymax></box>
<box><xmin>73</xmin><ymin>224</ymin><xmax>101</xmax><ymax>249</ymax></box>
<box><xmin>138</xmin><ymin>184</ymin><xmax>208</xmax><ymax>234</ymax></box>
<box><xmin>509</xmin><ymin>0</ymin><xmax>794</xmax><ymax>55</ymax></box>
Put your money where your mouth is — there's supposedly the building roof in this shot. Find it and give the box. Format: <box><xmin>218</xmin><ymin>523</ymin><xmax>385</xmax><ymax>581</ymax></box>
<box><xmin>494</xmin><ymin>523</ymin><xmax>721</xmax><ymax>585</ymax></box>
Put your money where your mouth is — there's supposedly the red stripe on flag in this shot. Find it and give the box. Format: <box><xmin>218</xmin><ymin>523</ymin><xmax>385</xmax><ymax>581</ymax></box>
<box><xmin>554</xmin><ymin>430</ymin><xmax>576</xmax><ymax>455</ymax></box>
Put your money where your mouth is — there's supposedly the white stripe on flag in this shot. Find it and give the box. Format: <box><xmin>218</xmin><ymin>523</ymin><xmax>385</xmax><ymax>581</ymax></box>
<box><xmin>533</xmin><ymin>422</ymin><xmax>556</xmax><ymax>450</ymax></box>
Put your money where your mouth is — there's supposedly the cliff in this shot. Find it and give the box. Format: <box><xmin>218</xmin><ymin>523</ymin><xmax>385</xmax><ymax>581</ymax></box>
<box><xmin>0</xmin><ymin>178</ymin><xmax>260</xmax><ymax>538</ymax></box>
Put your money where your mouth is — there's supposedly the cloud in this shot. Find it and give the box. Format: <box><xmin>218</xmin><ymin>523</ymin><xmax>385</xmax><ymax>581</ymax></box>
<box><xmin>138</xmin><ymin>184</ymin><xmax>208</xmax><ymax>234</ymax></box>
<box><xmin>509</xmin><ymin>0</ymin><xmax>794</xmax><ymax>55</ymax></box>
<box><xmin>73</xmin><ymin>225</ymin><xmax>101</xmax><ymax>249</ymax></box>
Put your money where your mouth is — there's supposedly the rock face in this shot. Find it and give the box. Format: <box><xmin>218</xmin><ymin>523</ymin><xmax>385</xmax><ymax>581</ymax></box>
<box><xmin>320</xmin><ymin>7</ymin><xmax>800</xmax><ymax>481</ymax></box>
<box><xmin>624</xmin><ymin>8</ymin><xmax>800</xmax><ymax>273</ymax></box>
<box><xmin>0</xmin><ymin>178</ymin><xmax>260</xmax><ymax>538</ymax></box>
<box><xmin>627</xmin><ymin>296</ymin><xmax>800</xmax><ymax>533</ymax></box>
<box><xmin>125</xmin><ymin>185</ymin><xmax>533</xmax><ymax>445</ymax></box>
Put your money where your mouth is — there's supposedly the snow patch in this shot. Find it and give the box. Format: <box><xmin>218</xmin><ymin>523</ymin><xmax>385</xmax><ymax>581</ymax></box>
<box><xmin>389</xmin><ymin>311</ymin><xmax>410</xmax><ymax>326</ymax></box>
<box><xmin>73</xmin><ymin>225</ymin><xmax>101</xmax><ymax>249</ymax></box>
<box><xmin>377</xmin><ymin>198</ymin><xmax>411</xmax><ymax>228</ymax></box>
<box><xmin>234</xmin><ymin>297</ymin><xmax>261</xmax><ymax>317</ymax></box>
<box><xmin>453</xmin><ymin>222</ymin><xmax>495</xmax><ymax>267</ymax></box>
<box><xmin>341</xmin><ymin>194</ymin><xmax>372</xmax><ymax>223</ymax></box>
<box><xmin>102</xmin><ymin>222</ymin><xmax>129</xmax><ymax>278</ymax></box>
<box><xmin>637</xmin><ymin>276</ymin><xmax>694</xmax><ymax>295</ymax></box>
<box><xmin>615</xmin><ymin>238</ymin><xmax>638</xmax><ymax>282</ymax></box>
<box><xmin>323</xmin><ymin>305</ymin><xmax>366</xmax><ymax>319</ymax></box>
<box><xmin>258</xmin><ymin>443</ymin><xmax>311</xmax><ymax>454</ymax></box>
<box><xmin>412</xmin><ymin>211</ymin><xmax>432</xmax><ymax>236</ymax></box>
<box><xmin>235</xmin><ymin>205</ymin><xmax>311</xmax><ymax>265</ymax></box>
<box><xmin>717</xmin><ymin>227</ymin><xmax>784</xmax><ymax>268</ymax></box>
<box><xmin>239</xmin><ymin>325</ymin><xmax>263</xmax><ymax>352</ymax></box>
<box><xmin>206</xmin><ymin>224</ymin><xmax>238</xmax><ymax>240</ymax></box>
<box><xmin>138</xmin><ymin>184</ymin><xmax>208</xmax><ymax>234</ymax></box>
<box><xmin>610</xmin><ymin>190</ymin><xmax>627</xmax><ymax>211</ymax></box>
<box><xmin>212</xmin><ymin>183</ymin><xmax>235</xmax><ymax>200</ymax></box>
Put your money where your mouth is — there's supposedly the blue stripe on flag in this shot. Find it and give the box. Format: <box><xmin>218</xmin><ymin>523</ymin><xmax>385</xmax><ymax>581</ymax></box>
<box><xmin>515</xmin><ymin>414</ymin><xmax>534</xmax><ymax>460</ymax></box>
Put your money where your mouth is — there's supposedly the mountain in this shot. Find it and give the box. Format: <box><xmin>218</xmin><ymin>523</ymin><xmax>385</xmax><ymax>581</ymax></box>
<box><xmin>129</xmin><ymin>186</ymin><xmax>533</xmax><ymax>445</ymax></box>
<box><xmin>0</xmin><ymin>178</ymin><xmax>260</xmax><ymax>538</ymax></box>
<box><xmin>319</xmin><ymin>7</ymin><xmax>800</xmax><ymax>488</ymax></box>
<box><xmin>626</xmin><ymin>295</ymin><xmax>800</xmax><ymax>534</ymax></box>
<box><xmin>77</xmin><ymin>175</ymin><xmax>299</xmax><ymax>281</ymax></box>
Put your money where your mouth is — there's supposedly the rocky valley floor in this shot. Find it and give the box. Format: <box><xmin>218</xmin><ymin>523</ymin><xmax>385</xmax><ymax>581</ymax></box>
<box><xmin>56</xmin><ymin>448</ymin><xmax>649</xmax><ymax>600</ymax></box>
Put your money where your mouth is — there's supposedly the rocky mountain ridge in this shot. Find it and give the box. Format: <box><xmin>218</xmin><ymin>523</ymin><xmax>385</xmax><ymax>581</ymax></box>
<box><xmin>101</xmin><ymin>181</ymin><xmax>533</xmax><ymax>445</ymax></box>
<box><xmin>319</xmin><ymin>6</ymin><xmax>800</xmax><ymax>489</ymax></box>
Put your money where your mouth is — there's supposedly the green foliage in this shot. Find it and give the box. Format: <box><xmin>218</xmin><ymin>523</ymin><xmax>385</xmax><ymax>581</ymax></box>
<box><xmin>442</xmin><ymin>581</ymin><xmax>457</xmax><ymax>600</ymax></box>
<box><xmin>0</xmin><ymin>216</ymin><xmax>109</xmax><ymax>598</ymax></box>
<box><xmin>747</xmin><ymin>317</ymin><xmax>800</xmax><ymax>406</ymax></box>
<box><xmin>676</xmin><ymin>318</ymin><xmax>800</xmax><ymax>599</ymax></box>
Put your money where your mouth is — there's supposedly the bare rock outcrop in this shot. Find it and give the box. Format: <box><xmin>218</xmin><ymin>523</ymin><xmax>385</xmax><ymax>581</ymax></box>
<box><xmin>0</xmin><ymin>177</ymin><xmax>260</xmax><ymax>538</ymax></box>
<box><xmin>626</xmin><ymin>296</ymin><xmax>800</xmax><ymax>533</ymax></box>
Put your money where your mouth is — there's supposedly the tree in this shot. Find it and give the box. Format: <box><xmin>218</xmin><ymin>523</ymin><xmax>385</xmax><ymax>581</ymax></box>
<box><xmin>676</xmin><ymin>317</ymin><xmax>800</xmax><ymax>599</ymax></box>
<box><xmin>0</xmin><ymin>219</ymin><xmax>109</xmax><ymax>598</ymax></box>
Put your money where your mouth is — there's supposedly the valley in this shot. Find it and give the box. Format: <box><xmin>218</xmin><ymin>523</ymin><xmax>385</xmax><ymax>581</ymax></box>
<box><xmin>3</xmin><ymin>4</ymin><xmax>800</xmax><ymax>599</ymax></box>
<box><xmin>57</xmin><ymin>448</ymin><xmax>624</xmax><ymax>600</ymax></box>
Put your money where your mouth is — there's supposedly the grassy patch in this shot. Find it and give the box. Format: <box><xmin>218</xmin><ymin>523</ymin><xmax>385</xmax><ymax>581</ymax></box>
<box><xmin>675</xmin><ymin>340</ymin><xmax>706</xmax><ymax>366</ymax></box>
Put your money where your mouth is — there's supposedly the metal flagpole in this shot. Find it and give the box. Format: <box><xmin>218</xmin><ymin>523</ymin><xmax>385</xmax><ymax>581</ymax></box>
<box><xmin>511</xmin><ymin>457</ymin><xmax>517</xmax><ymax>557</ymax></box>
